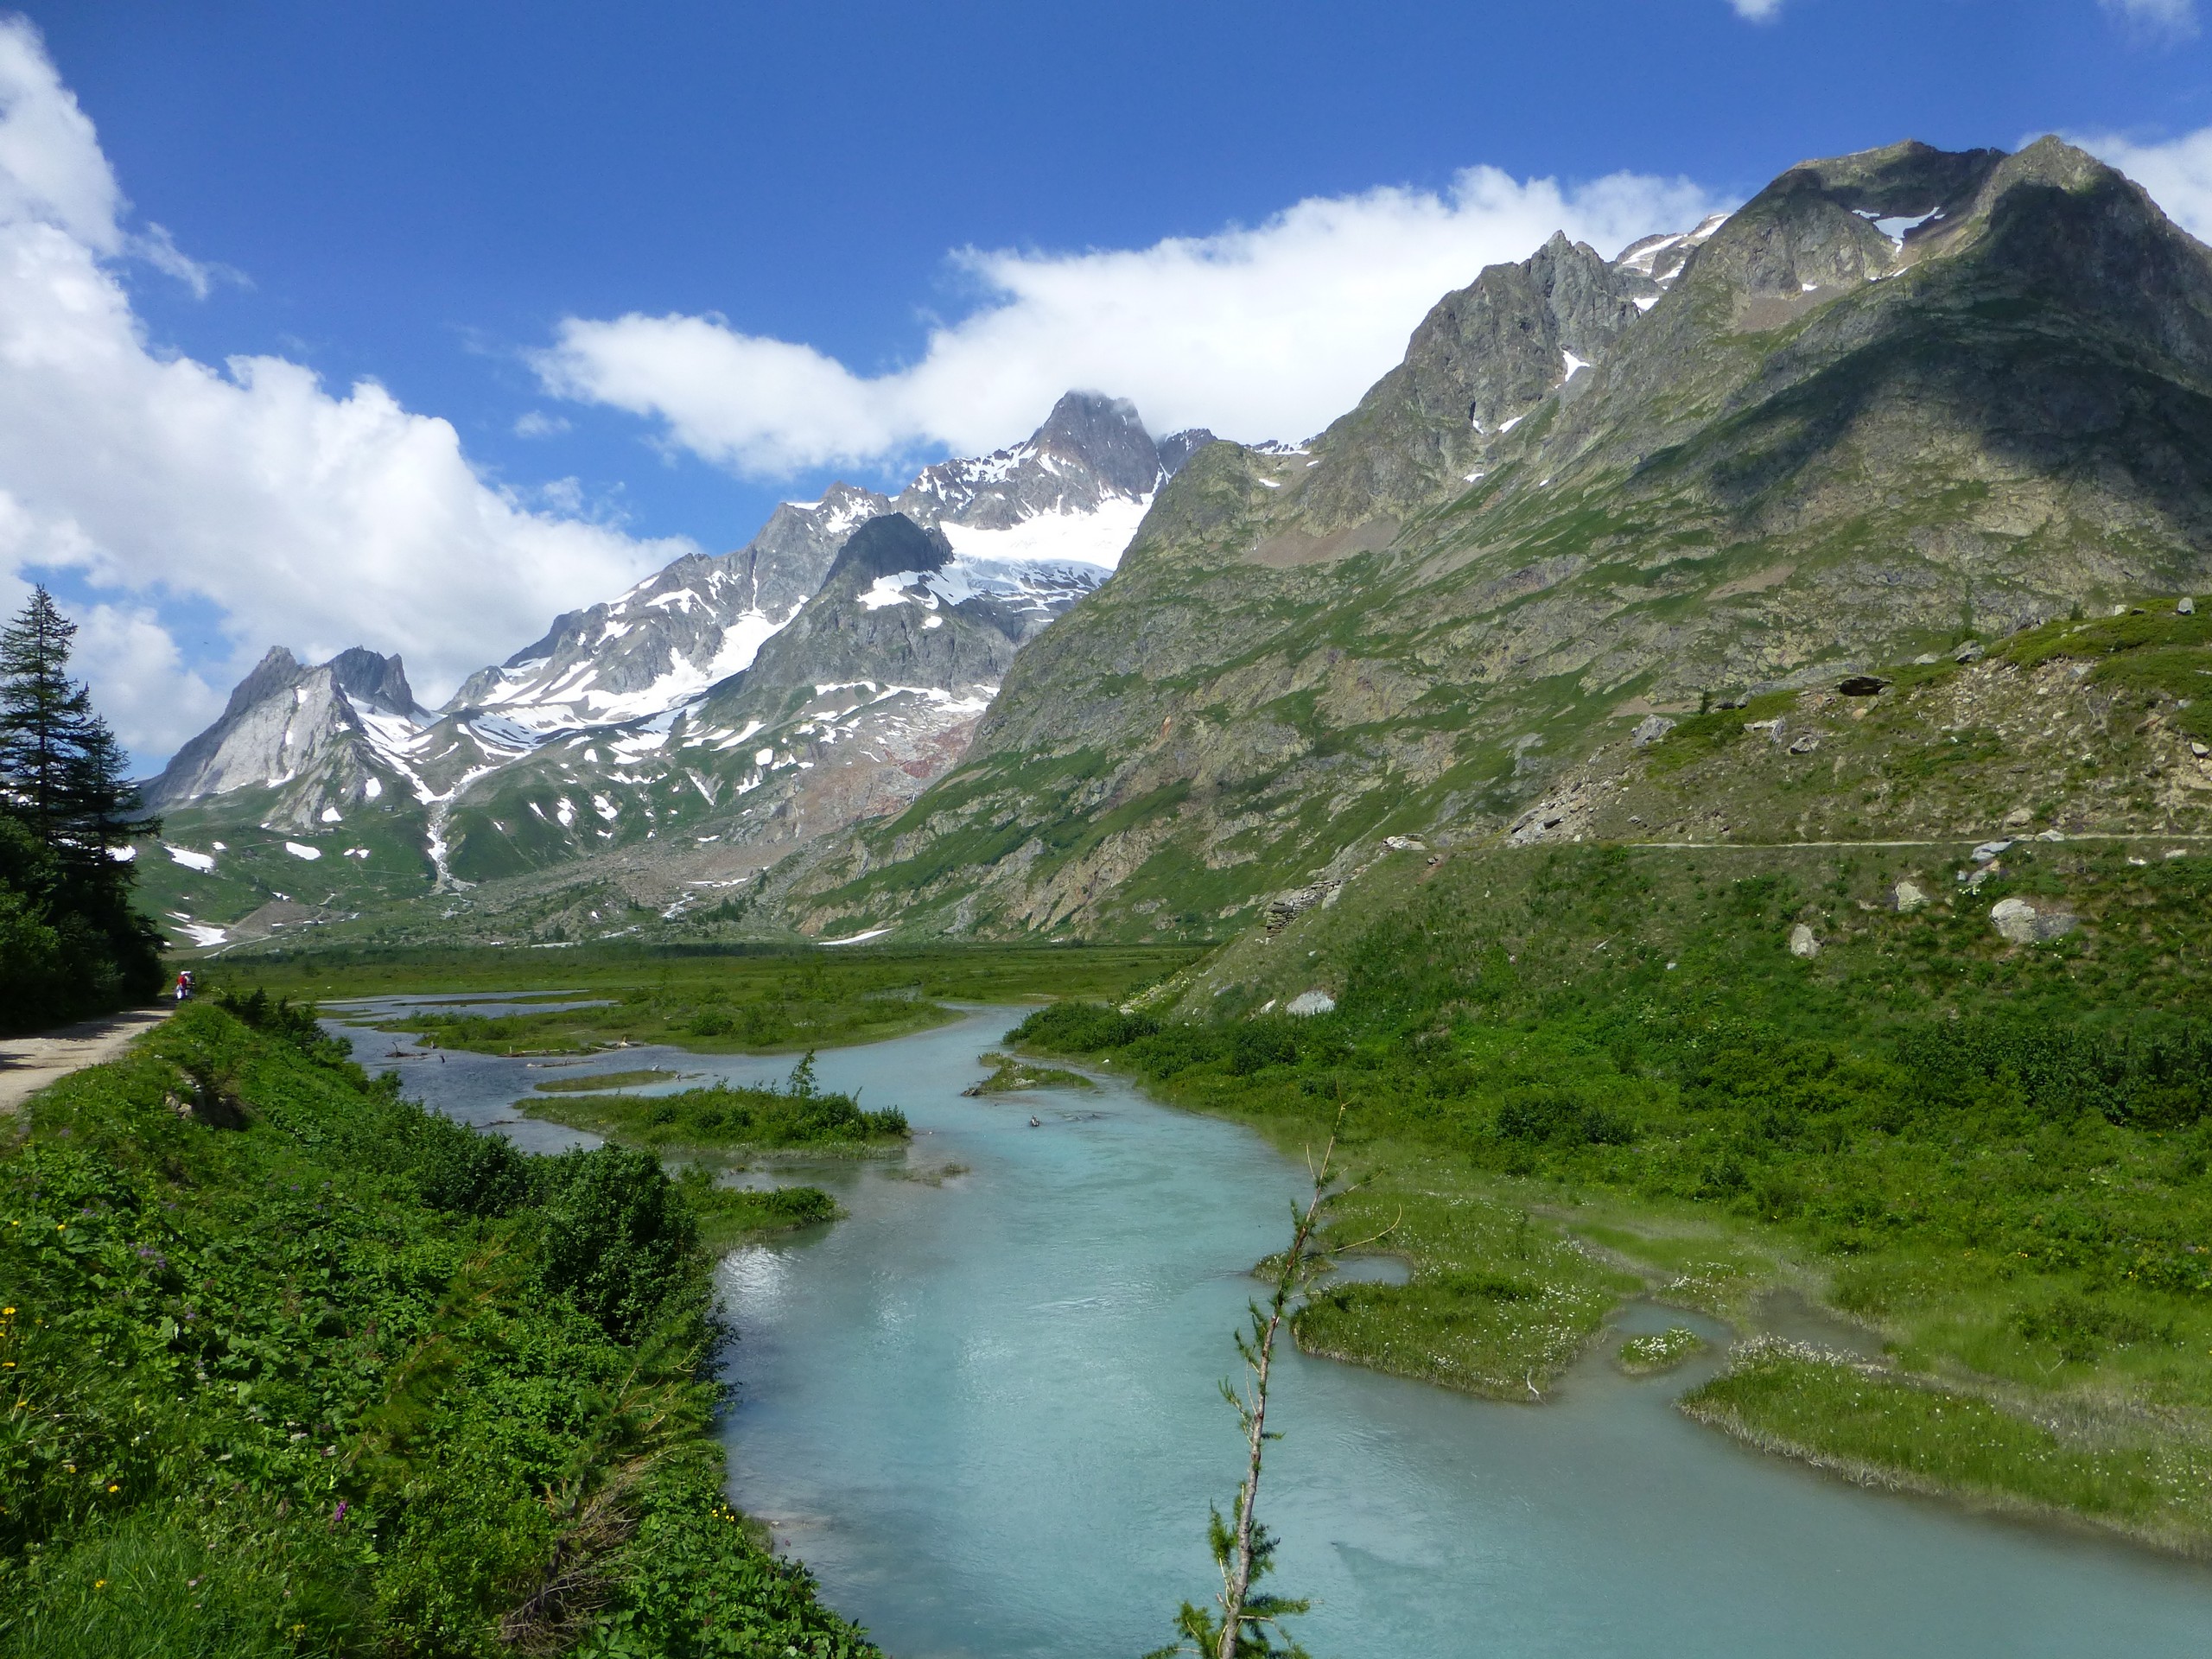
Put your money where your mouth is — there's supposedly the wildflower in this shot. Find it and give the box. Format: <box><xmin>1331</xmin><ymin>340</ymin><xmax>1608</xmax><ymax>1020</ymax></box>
<box><xmin>94</xmin><ymin>1579</ymin><xmax>105</xmax><ymax>1590</ymax></box>
<box><xmin>106</xmin><ymin>1483</ymin><xmax>118</xmax><ymax>1493</ymax></box>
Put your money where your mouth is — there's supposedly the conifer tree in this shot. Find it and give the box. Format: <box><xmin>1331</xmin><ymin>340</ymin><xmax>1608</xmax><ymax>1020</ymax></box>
<box><xmin>0</xmin><ymin>586</ymin><xmax>156</xmax><ymax>867</ymax></box>
<box><xmin>0</xmin><ymin>586</ymin><xmax>164</xmax><ymax>1031</ymax></box>
<box><xmin>0</xmin><ymin>585</ymin><xmax>91</xmax><ymax>836</ymax></box>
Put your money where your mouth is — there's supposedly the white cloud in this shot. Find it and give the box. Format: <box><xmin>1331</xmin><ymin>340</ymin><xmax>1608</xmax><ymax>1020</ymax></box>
<box><xmin>2101</xmin><ymin>0</ymin><xmax>2199</xmax><ymax>38</ymax></box>
<box><xmin>2074</xmin><ymin>125</ymin><xmax>2212</xmax><ymax>240</ymax></box>
<box><xmin>536</xmin><ymin>167</ymin><xmax>1726</xmax><ymax>477</ymax></box>
<box><xmin>513</xmin><ymin>409</ymin><xmax>571</xmax><ymax>438</ymax></box>
<box><xmin>0</xmin><ymin>18</ymin><xmax>689</xmax><ymax>766</ymax></box>
<box><xmin>1729</xmin><ymin>0</ymin><xmax>1785</xmax><ymax>19</ymax></box>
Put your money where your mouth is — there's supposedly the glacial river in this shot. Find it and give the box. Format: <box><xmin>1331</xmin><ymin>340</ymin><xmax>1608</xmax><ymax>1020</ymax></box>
<box><xmin>336</xmin><ymin>1001</ymin><xmax>2212</xmax><ymax>1657</ymax></box>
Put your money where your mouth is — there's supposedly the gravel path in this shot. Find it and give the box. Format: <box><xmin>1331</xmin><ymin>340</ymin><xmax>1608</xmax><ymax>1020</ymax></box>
<box><xmin>0</xmin><ymin>1006</ymin><xmax>169</xmax><ymax>1114</ymax></box>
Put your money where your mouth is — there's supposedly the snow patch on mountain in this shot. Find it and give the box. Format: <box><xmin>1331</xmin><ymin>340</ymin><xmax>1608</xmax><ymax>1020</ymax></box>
<box><xmin>938</xmin><ymin>493</ymin><xmax>1151</xmax><ymax>569</ymax></box>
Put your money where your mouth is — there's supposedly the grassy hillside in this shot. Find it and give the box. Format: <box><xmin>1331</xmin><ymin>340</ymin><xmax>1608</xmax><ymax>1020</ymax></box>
<box><xmin>0</xmin><ymin>1000</ymin><xmax>876</xmax><ymax>1656</ymax></box>
<box><xmin>767</xmin><ymin>141</ymin><xmax>2212</xmax><ymax>944</ymax></box>
<box><xmin>1010</xmin><ymin>833</ymin><xmax>2212</xmax><ymax>1554</ymax></box>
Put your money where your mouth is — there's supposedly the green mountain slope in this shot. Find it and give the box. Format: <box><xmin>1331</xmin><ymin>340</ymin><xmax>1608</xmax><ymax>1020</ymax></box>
<box><xmin>772</xmin><ymin>138</ymin><xmax>2212</xmax><ymax>943</ymax></box>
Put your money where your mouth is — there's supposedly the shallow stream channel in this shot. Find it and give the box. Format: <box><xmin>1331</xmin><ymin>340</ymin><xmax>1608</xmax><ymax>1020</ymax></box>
<box><xmin>330</xmin><ymin>1001</ymin><xmax>2212</xmax><ymax>1656</ymax></box>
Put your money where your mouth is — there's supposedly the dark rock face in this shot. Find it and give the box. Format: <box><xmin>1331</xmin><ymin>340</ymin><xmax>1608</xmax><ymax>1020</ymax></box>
<box><xmin>325</xmin><ymin>647</ymin><xmax>420</xmax><ymax>716</ymax></box>
<box><xmin>1156</xmin><ymin>428</ymin><xmax>1220</xmax><ymax>475</ymax></box>
<box><xmin>820</xmin><ymin>514</ymin><xmax>956</xmax><ymax>590</ymax></box>
<box><xmin>711</xmin><ymin>512</ymin><xmax>1098</xmax><ymax>721</ymax></box>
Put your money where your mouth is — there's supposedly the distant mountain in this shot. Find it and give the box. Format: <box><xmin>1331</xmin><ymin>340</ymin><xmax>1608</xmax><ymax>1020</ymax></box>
<box><xmin>149</xmin><ymin>646</ymin><xmax>425</xmax><ymax>828</ymax></box>
<box><xmin>423</xmin><ymin>514</ymin><xmax>1107</xmax><ymax>928</ymax></box>
<box><xmin>768</xmin><ymin>138</ymin><xmax>2212</xmax><ymax>942</ymax></box>
<box><xmin>447</xmin><ymin>391</ymin><xmax>1208</xmax><ymax>734</ymax></box>
<box><xmin>137</xmin><ymin>391</ymin><xmax>1198</xmax><ymax>945</ymax></box>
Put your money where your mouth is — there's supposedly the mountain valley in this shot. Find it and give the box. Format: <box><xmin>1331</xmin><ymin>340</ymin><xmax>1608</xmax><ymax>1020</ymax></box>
<box><xmin>137</xmin><ymin>138</ymin><xmax>2212</xmax><ymax>965</ymax></box>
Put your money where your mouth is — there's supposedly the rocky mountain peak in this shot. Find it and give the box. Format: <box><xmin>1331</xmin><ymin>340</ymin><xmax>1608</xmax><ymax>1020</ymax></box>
<box><xmin>1032</xmin><ymin>391</ymin><xmax>1165</xmax><ymax>494</ymax></box>
<box><xmin>220</xmin><ymin>646</ymin><xmax>306</xmax><ymax>720</ymax></box>
<box><xmin>893</xmin><ymin>391</ymin><xmax>1167</xmax><ymax>531</ymax></box>
<box><xmin>325</xmin><ymin>647</ymin><xmax>421</xmax><ymax>717</ymax></box>
<box><xmin>149</xmin><ymin>644</ymin><xmax>420</xmax><ymax>820</ymax></box>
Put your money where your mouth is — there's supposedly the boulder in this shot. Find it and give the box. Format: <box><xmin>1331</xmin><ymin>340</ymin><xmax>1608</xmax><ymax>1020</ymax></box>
<box><xmin>2182</xmin><ymin>597</ymin><xmax>2197</xmax><ymax>615</ymax></box>
<box><xmin>1990</xmin><ymin>897</ymin><xmax>2077</xmax><ymax>944</ymax></box>
<box><xmin>1788</xmin><ymin>923</ymin><xmax>1821</xmax><ymax>959</ymax></box>
<box><xmin>1286</xmin><ymin>990</ymin><xmax>1338</xmax><ymax>1017</ymax></box>
<box><xmin>1630</xmin><ymin>714</ymin><xmax>1676</xmax><ymax>747</ymax></box>
<box><xmin>1891</xmin><ymin>879</ymin><xmax>1929</xmax><ymax>913</ymax></box>
<box><xmin>1837</xmin><ymin>675</ymin><xmax>1891</xmax><ymax>696</ymax></box>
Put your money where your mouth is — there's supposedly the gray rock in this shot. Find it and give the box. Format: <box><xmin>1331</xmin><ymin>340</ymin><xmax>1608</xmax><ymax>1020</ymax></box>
<box><xmin>2181</xmin><ymin>597</ymin><xmax>2197</xmax><ymax>615</ymax></box>
<box><xmin>1892</xmin><ymin>879</ymin><xmax>1929</xmax><ymax>912</ymax></box>
<box><xmin>1991</xmin><ymin>897</ymin><xmax>2077</xmax><ymax>944</ymax></box>
<box><xmin>1286</xmin><ymin>990</ymin><xmax>1338</xmax><ymax>1017</ymax></box>
<box><xmin>1788</xmin><ymin>923</ymin><xmax>1821</xmax><ymax>958</ymax></box>
<box><xmin>1970</xmin><ymin>839</ymin><xmax>2014</xmax><ymax>862</ymax></box>
<box><xmin>1954</xmin><ymin>640</ymin><xmax>1985</xmax><ymax>663</ymax></box>
<box><xmin>1630</xmin><ymin>714</ymin><xmax>1676</xmax><ymax>747</ymax></box>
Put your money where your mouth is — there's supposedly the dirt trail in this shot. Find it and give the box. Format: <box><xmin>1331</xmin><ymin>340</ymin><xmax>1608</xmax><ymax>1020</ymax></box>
<box><xmin>0</xmin><ymin>1007</ymin><xmax>169</xmax><ymax>1114</ymax></box>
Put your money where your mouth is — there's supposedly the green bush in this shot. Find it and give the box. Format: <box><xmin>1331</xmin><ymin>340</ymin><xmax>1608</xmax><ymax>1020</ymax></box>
<box><xmin>0</xmin><ymin>1002</ymin><xmax>877</xmax><ymax>1657</ymax></box>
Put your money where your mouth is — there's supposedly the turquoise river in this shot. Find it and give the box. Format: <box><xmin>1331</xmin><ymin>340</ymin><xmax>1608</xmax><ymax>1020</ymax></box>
<box><xmin>337</xmin><ymin>999</ymin><xmax>2212</xmax><ymax>1657</ymax></box>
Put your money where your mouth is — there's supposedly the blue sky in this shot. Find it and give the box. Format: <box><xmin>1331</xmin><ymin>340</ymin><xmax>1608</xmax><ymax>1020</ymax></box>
<box><xmin>8</xmin><ymin>0</ymin><xmax>2211</xmax><ymax>763</ymax></box>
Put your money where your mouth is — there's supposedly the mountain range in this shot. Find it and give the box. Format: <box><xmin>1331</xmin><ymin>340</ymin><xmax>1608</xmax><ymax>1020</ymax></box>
<box><xmin>134</xmin><ymin>137</ymin><xmax>2212</xmax><ymax>952</ymax></box>
<box><xmin>137</xmin><ymin>392</ymin><xmax>1206</xmax><ymax>945</ymax></box>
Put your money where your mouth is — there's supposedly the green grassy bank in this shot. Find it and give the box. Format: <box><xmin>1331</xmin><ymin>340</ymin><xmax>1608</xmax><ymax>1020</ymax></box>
<box><xmin>1008</xmin><ymin>837</ymin><xmax>2212</xmax><ymax>1555</ymax></box>
<box><xmin>0</xmin><ymin>998</ymin><xmax>877</xmax><ymax>1656</ymax></box>
<box><xmin>526</xmin><ymin>1055</ymin><xmax>910</xmax><ymax>1157</ymax></box>
<box><xmin>205</xmin><ymin>942</ymin><xmax>1197</xmax><ymax>1058</ymax></box>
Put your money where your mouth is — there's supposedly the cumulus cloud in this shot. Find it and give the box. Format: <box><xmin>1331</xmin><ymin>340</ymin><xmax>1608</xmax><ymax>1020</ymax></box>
<box><xmin>2101</xmin><ymin>0</ymin><xmax>2199</xmax><ymax>38</ymax></box>
<box><xmin>0</xmin><ymin>17</ymin><xmax>688</xmax><ymax>766</ymax></box>
<box><xmin>537</xmin><ymin>167</ymin><xmax>1727</xmax><ymax>478</ymax></box>
<box><xmin>2074</xmin><ymin>125</ymin><xmax>2212</xmax><ymax>240</ymax></box>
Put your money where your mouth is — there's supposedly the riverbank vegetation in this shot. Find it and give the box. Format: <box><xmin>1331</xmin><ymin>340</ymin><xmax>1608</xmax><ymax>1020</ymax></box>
<box><xmin>200</xmin><ymin>943</ymin><xmax>1198</xmax><ymax>1058</ymax></box>
<box><xmin>673</xmin><ymin>1167</ymin><xmax>839</xmax><ymax>1251</ymax></box>
<box><xmin>524</xmin><ymin>1054</ymin><xmax>909</xmax><ymax>1156</ymax></box>
<box><xmin>0</xmin><ymin>588</ymin><xmax>164</xmax><ymax>1033</ymax></box>
<box><xmin>1010</xmin><ymin>837</ymin><xmax>2212</xmax><ymax>1554</ymax></box>
<box><xmin>0</xmin><ymin>999</ymin><xmax>878</xmax><ymax>1656</ymax></box>
<box><xmin>965</xmin><ymin>1052</ymin><xmax>1095</xmax><ymax>1094</ymax></box>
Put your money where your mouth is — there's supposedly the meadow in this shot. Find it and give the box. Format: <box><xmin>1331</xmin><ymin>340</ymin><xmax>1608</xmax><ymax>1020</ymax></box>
<box><xmin>1007</xmin><ymin>838</ymin><xmax>2212</xmax><ymax>1554</ymax></box>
